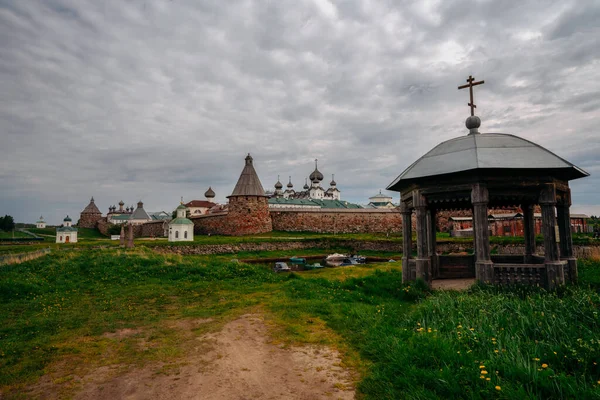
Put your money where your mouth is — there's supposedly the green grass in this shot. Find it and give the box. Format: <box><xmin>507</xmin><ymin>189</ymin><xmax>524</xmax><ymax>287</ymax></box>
<box><xmin>2</xmin><ymin>247</ymin><xmax>600</xmax><ymax>398</ymax></box>
<box><xmin>0</xmin><ymin>231</ymin><xmax>31</xmax><ymax>239</ymax></box>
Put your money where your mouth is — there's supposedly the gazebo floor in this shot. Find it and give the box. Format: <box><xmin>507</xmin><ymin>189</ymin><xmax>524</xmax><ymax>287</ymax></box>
<box><xmin>432</xmin><ymin>278</ymin><xmax>476</xmax><ymax>291</ymax></box>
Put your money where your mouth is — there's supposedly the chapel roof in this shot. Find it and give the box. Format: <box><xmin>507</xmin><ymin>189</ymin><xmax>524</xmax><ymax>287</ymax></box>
<box><xmin>387</xmin><ymin>133</ymin><xmax>589</xmax><ymax>192</ymax></box>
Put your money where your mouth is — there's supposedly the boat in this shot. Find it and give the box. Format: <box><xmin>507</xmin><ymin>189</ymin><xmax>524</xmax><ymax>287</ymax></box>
<box><xmin>273</xmin><ymin>262</ymin><xmax>291</xmax><ymax>272</ymax></box>
<box><xmin>289</xmin><ymin>256</ymin><xmax>306</xmax><ymax>265</ymax></box>
<box><xmin>350</xmin><ymin>255</ymin><xmax>367</xmax><ymax>264</ymax></box>
<box><xmin>339</xmin><ymin>257</ymin><xmax>359</xmax><ymax>266</ymax></box>
<box><xmin>324</xmin><ymin>253</ymin><xmax>347</xmax><ymax>261</ymax></box>
<box><xmin>304</xmin><ymin>263</ymin><xmax>324</xmax><ymax>270</ymax></box>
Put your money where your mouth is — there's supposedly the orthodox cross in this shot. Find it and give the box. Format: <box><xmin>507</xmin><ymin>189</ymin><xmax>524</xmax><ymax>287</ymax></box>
<box><xmin>458</xmin><ymin>75</ymin><xmax>485</xmax><ymax>116</ymax></box>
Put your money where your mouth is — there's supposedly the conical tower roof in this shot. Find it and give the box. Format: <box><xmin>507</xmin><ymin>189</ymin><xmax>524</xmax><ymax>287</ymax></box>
<box><xmin>82</xmin><ymin>197</ymin><xmax>101</xmax><ymax>214</ymax></box>
<box><xmin>228</xmin><ymin>154</ymin><xmax>268</xmax><ymax>198</ymax></box>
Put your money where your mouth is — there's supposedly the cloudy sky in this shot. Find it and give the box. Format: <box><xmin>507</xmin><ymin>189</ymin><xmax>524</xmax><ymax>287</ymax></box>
<box><xmin>1</xmin><ymin>0</ymin><xmax>599</xmax><ymax>224</ymax></box>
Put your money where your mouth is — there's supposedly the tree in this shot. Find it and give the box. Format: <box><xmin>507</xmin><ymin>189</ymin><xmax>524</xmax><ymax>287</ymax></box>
<box><xmin>0</xmin><ymin>215</ymin><xmax>15</xmax><ymax>232</ymax></box>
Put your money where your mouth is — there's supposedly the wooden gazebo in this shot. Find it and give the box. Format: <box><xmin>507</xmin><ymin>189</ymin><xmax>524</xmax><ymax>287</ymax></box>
<box><xmin>387</xmin><ymin>76</ymin><xmax>589</xmax><ymax>289</ymax></box>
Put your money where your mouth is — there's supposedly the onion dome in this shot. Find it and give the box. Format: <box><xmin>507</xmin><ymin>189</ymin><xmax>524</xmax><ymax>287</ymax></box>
<box><xmin>330</xmin><ymin>174</ymin><xmax>336</xmax><ymax>186</ymax></box>
<box><xmin>287</xmin><ymin>176</ymin><xmax>293</xmax><ymax>188</ymax></box>
<box><xmin>204</xmin><ymin>186</ymin><xmax>216</xmax><ymax>199</ymax></box>
<box><xmin>64</xmin><ymin>215</ymin><xmax>72</xmax><ymax>222</ymax></box>
<box><xmin>176</xmin><ymin>204</ymin><xmax>187</xmax><ymax>210</ymax></box>
<box><xmin>275</xmin><ymin>175</ymin><xmax>283</xmax><ymax>190</ymax></box>
<box><xmin>309</xmin><ymin>159</ymin><xmax>324</xmax><ymax>182</ymax></box>
<box><xmin>303</xmin><ymin>178</ymin><xmax>309</xmax><ymax>190</ymax></box>
<box><xmin>119</xmin><ymin>200</ymin><xmax>124</xmax><ymax>206</ymax></box>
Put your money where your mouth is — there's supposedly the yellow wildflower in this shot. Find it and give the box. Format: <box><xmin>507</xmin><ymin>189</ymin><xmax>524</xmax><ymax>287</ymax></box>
<box><xmin>533</xmin><ymin>358</ymin><xmax>540</xmax><ymax>361</ymax></box>
<box><xmin>496</xmin><ymin>386</ymin><xmax>501</xmax><ymax>391</ymax></box>
<box><xmin>457</xmin><ymin>325</ymin><xmax>463</xmax><ymax>328</ymax></box>
<box><xmin>486</xmin><ymin>378</ymin><xmax>490</xmax><ymax>381</ymax></box>
<box><xmin>481</xmin><ymin>370</ymin><xmax>488</xmax><ymax>375</ymax></box>
<box><xmin>479</xmin><ymin>365</ymin><xmax>486</xmax><ymax>369</ymax></box>
<box><xmin>542</xmin><ymin>363</ymin><xmax>548</xmax><ymax>369</ymax></box>
<box><xmin>494</xmin><ymin>350</ymin><xmax>499</xmax><ymax>353</ymax></box>
<box><xmin>480</xmin><ymin>375</ymin><xmax>485</xmax><ymax>379</ymax></box>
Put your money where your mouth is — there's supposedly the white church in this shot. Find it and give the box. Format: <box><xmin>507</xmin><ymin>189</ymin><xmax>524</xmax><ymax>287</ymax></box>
<box><xmin>168</xmin><ymin>202</ymin><xmax>194</xmax><ymax>242</ymax></box>
<box><xmin>36</xmin><ymin>215</ymin><xmax>46</xmax><ymax>228</ymax></box>
<box><xmin>56</xmin><ymin>215</ymin><xmax>78</xmax><ymax>243</ymax></box>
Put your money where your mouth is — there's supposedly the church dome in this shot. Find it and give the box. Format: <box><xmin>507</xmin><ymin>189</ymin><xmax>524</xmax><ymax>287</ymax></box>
<box><xmin>204</xmin><ymin>187</ymin><xmax>216</xmax><ymax>199</ymax></box>
<box><xmin>330</xmin><ymin>174</ymin><xmax>336</xmax><ymax>186</ymax></box>
<box><xmin>303</xmin><ymin>179</ymin><xmax>309</xmax><ymax>190</ymax></box>
<box><xmin>64</xmin><ymin>215</ymin><xmax>72</xmax><ymax>222</ymax></box>
<box><xmin>287</xmin><ymin>177</ymin><xmax>293</xmax><ymax>188</ymax></box>
<box><xmin>119</xmin><ymin>200</ymin><xmax>124</xmax><ymax>206</ymax></box>
<box><xmin>309</xmin><ymin>159</ymin><xmax>324</xmax><ymax>182</ymax></box>
<box><xmin>274</xmin><ymin>177</ymin><xmax>283</xmax><ymax>190</ymax></box>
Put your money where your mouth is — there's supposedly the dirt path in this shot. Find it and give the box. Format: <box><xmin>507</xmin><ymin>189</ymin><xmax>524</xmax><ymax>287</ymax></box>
<box><xmin>70</xmin><ymin>314</ymin><xmax>355</xmax><ymax>400</ymax></box>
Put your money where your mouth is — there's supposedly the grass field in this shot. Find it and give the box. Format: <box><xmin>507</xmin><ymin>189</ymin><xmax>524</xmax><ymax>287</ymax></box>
<box><xmin>1</xmin><ymin>248</ymin><xmax>600</xmax><ymax>398</ymax></box>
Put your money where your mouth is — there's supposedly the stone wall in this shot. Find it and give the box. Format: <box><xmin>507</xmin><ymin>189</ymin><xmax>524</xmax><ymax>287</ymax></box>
<box><xmin>96</xmin><ymin>218</ymin><xmax>110</xmax><ymax>236</ymax></box>
<box><xmin>152</xmin><ymin>239</ymin><xmax>599</xmax><ymax>259</ymax></box>
<box><xmin>270</xmin><ymin>209</ymin><xmax>403</xmax><ymax>234</ymax></box>
<box><xmin>141</xmin><ymin>220</ymin><xmax>168</xmax><ymax>238</ymax></box>
<box><xmin>192</xmin><ymin>196</ymin><xmax>272</xmax><ymax>236</ymax></box>
<box><xmin>79</xmin><ymin>211</ymin><xmax>102</xmax><ymax>229</ymax></box>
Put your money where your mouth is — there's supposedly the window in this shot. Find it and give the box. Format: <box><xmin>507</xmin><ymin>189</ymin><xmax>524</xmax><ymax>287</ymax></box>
<box><xmin>184</xmin><ymin>231</ymin><xmax>188</xmax><ymax>239</ymax></box>
<box><xmin>175</xmin><ymin>231</ymin><xmax>179</xmax><ymax>239</ymax></box>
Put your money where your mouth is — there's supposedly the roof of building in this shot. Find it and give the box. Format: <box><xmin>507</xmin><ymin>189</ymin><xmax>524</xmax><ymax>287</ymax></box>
<box><xmin>130</xmin><ymin>203</ymin><xmax>151</xmax><ymax>221</ymax></box>
<box><xmin>110</xmin><ymin>214</ymin><xmax>132</xmax><ymax>221</ymax></box>
<box><xmin>369</xmin><ymin>190</ymin><xmax>393</xmax><ymax>200</ymax></box>
<box><xmin>268</xmin><ymin>198</ymin><xmax>362</xmax><ymax>209</ymax></box>
<box><xmin>81</xmin><ymin>197</ymin><xmax>101</xmax><ymax>214</ymax></box>
<box><xmin>269</xmin><ymin>198</ymin><xmax>321</xmax><ymax>207</ymax></box>
<box><xmin>170</xmin><ymin>217</ymin><xmax>194</xmax><ymax>225</ymax></box>
<box><xmin>57</xmin><ymin>226</ymin><xmax>78</xmax><ymax>232</ymax></box>
<box><xmin>229</xmin><ymin>154</ymin><xmax>268</xmax><ymax>197</ymax></box>
<box><xmin>149</xmin><ymin>211</ymin><xmax>172</xmax><ymax>220</ymax></box>
<box><xmin>369</xmin><ymin>201</ymin><xmax>395</xmax><ymax>207</ymax></box>
<box><xmin>185</xmin><ymin>200</ymin><xmax>216</xmax><ymax>208</ymax></box>
<box><xmin>64</xmin><ymin>215</ymin><xmax>72</xmax><ymax>222</ymax></box>
<box><xmin>387</xmin><ymin>133</ymin><xmax>589</xmax><ymax>191</ymax></box>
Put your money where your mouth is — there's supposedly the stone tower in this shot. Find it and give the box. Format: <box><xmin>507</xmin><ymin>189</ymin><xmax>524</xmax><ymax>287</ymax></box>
<box><xmin>224</xmin><ymin>154</ymin><xmax>272</xmax><ymax>235</ymax></box>
<box><xmin>79</xmin><ymin>197</ymin><xmax>102</xmax><ymax>228</ymax></box>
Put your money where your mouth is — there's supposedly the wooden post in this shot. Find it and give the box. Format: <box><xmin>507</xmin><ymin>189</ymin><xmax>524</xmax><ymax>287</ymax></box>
<box><xmin>427</xmin><ymin>209</ymin><xmax>438</xmax><ymax>279</ymax></box>
<box><xmin>539</xmin><ymin>183</ymin><xmax>563</xmax><ymax>288</ymax></box>
<box><xmin>401</xmin><ymin>202</ymin><xmax>413</xmax><ymax>283</ymax></box>
<box><xmin>557</xmin><ymin>189</ymin><xmax>577</xmax><ymax>283</ymax></box>
<box><xmin>522</xmin><ymin>203</ymin><xmax>536</xmax><ymax>262</ymax></box>
<box><xmin>471</xmin><ymin>183</ymin><xmax>493</xmax><ymax>283</ymax></box>
<box><xmin>413</xmin><ymin>191</ymin><xmax>431</xmax><ymax>285</ymax></box>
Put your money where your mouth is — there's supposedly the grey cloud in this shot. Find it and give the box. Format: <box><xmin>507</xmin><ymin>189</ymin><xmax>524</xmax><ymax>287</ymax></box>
<box><xmin>0</xmin><ymin>0</ymin><xmax>599</xmax><ymax>224</ymax></box>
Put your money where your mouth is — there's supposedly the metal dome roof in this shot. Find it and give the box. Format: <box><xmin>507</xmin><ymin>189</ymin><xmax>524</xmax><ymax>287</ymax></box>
<box><xmin>309</xmin><ymin>159</ymin><xmax>324</xmax><ymax>182</ymax></box>
<box><xmin>204</xmin><ymin>187</ymin><xmax>215</xmax><ymax>199</ymax></box>
<box><xmin>287</xmin><ymin>176</ymin><xmax>293</xmax><ymax>188</ymax></box>
<box><xmin>387</xmin><ymin>133</ymin><xmax>589</xmax><ymax>191</ymax></box>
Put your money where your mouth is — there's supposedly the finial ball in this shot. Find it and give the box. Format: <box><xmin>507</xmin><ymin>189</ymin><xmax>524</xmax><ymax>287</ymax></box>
<box><xmin>465</xmin><ymin>115</ymin><xmax>481</xmax><ymax>130</ymax></box>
